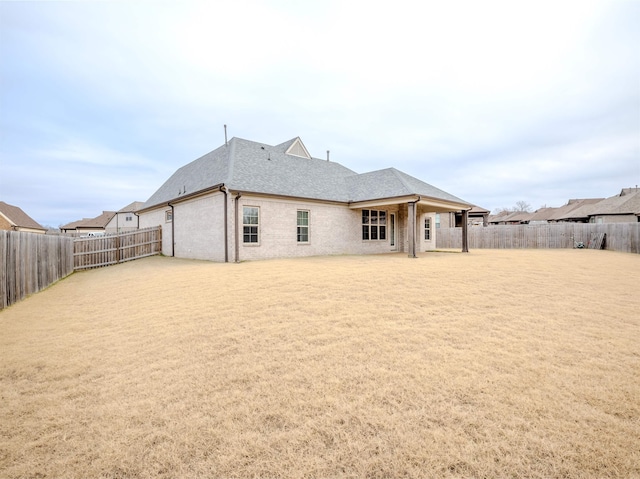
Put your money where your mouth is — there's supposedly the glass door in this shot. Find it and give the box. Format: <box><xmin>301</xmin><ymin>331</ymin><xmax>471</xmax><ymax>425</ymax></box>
<box><xmin>390</xmin><ymin>213</ymin><xmax>397</xmax><ymax>250</ymax></box>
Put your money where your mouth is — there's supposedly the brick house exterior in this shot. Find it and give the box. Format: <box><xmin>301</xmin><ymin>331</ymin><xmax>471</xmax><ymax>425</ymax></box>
<box><xmin>138</xmin><ymin>137</ymin><xmax>471</xmax><ymax>262</ymax></box>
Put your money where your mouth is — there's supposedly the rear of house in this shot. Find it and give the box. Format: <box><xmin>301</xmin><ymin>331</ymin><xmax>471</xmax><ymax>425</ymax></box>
<box><xmin>138</xmin><ymin>137</ymin><xmax>471</xmax><ymax>262</ymax></box>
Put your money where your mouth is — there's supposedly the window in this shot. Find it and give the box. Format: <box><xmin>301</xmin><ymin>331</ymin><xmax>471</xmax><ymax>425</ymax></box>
<box><xmin>243</xmin><ymin>206</ymin><xmax>259</xmax><ymax>243</ymax></box>
<box><xmin>297</xmin><ymin>210</ymin><xmax>309</xmax><ymax>243</ymax></box>
<box><xmin>424</xmin><ymin>217</ymin><xmax>431</xmax><ymax>240</ymax></box>
<box><xmin>165</xmin><ymin>210</ymin><xmax>173</xmax><ymax>222</ymax></box>
<box><xmin>435</xmin><ymin>213</ymin><xmax>440</xmax><ymax>229</ymax></box>
<box><xmin>126</xmin><ymin>215</ymin><xmax>133</xmax><ymax>222</ymax></box>
<box><xmin>362</xmin><ymin>209</ymin><xmax>386</xmax><ymax>241</ymax></box>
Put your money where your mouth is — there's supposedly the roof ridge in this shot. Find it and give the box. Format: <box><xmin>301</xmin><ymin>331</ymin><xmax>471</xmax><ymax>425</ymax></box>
<box><xmin>226</xmin><ymin>137</ymin><xmax>237</xmax><ymax>185</ymax></box>
<box><xmin>389</xmin><ymin>167</ymin><xmax>418</xmax><ymax>194</ymax></box>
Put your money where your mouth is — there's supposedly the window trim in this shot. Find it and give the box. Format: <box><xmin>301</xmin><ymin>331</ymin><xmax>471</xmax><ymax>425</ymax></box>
<box><xmin>424</xmin><ymin>217</ymin><xmax>431</xmax><ymax>241</ymax></box>
<box><xmin>297</xmin><ymin>210</ymin><xmax>310</xmax><ymax>244</ymax></box>
<box><xmin>242</xmin><ymin>206</ymin><xmax>260</xmax><ymax>245</ymax></box>
<box><xmin>165</xmin><ymin>210</ymin><xmax>173</xmax><ymax>222</ymax></box>
<box><xmin>362</xmin><ymin>209</ymin><xmax>387</xmax><ymax>241</ymax></box>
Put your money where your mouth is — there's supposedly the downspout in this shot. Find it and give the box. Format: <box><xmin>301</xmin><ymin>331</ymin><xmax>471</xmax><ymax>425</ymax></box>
<box><xmin>234</xmin><ymin>192</ymin><xmax>242</xmax><ymax>262</ymax></box>
<box><xmin>221</xmin><ymin>185</ymin><xmax>229</xmax><ymax>263</ymax></box>
<box><xmin>168</xmin><ymin>202</ymin><xmax>175</xmax><ymax>257</ymax></box>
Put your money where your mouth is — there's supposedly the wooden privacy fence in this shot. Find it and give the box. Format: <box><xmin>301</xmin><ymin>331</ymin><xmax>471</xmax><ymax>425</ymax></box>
<box><xmin>74</xmin><ymin>226</ymin><xmax>162</xmax><ymax>270</ymax></box>
<box><xmin>1</xmin><ymin>231</ymin><xmax>74</xmax><ymax>310</ymax></box>
<box><xmin>436</xmin><ymin>223</ymin><xmax>640</xmax><ymax>254</ymax></box>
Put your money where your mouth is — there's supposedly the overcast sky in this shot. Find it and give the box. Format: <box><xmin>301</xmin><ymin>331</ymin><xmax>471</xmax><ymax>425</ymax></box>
<box><xmin>1</xmin><ymin>0</ymin><xmax>638</xmax><ymax>227</ymax></box>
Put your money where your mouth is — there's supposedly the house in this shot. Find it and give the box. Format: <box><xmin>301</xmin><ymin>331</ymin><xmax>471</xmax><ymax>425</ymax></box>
<box><xmin>61</xmin><ymin>201</ymin><xmax>145</xmax><ymax>235</ymax></box>
<box><xmin>61</xmin><ymin>211</ymin><xmax>116</xmax><ymax>235</ymax></box>
<box><xmin>115</xmin><ymin>201</ymin><xmax>144</xmax><ymax>232</ymax></box>
<box><xmin>528</xmin><ymin>207</ymin><xmax>559</xmax><ymax>225</ymax></box>
<box><xmin>438</xmin><ymin>205</ymin><xmax>491</xmax><ymax>228</ymax></box>
<box><xmin>0</xmin><ymin>201</ymin><xmax>46</xmax><ymax>234</ymax></box>
<box><xmin>137</xmin><ymin>136</ymin><xmax>473</xmax><ymax>262</ymax></box>
<box><xmin>584</xmin><ymin>188</ymin><xmax>640</xmax><ymax>223</ymax></box>
<box><xmin>548</xmin><ymin>198</ymin><xmax>604</xmax><ymax>223</ymax></box>
<box><xmin>488</xmin><ymin>211</ymin><xmax>533</xmax><ymax>225</ymax></box>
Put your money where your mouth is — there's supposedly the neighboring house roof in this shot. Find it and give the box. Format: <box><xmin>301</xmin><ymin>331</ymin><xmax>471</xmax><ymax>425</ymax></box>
<box><xmin>588</xmin><ymin>188</ymin><xmax>640</xmax><ymax>216</ymax></box>
<box><xmin>549</xmin><ymin>198</ymin><xmax>604</xmax><ymax>221</ymax></box>
<box><xmin>61</xmin><ymin>211</ymin><xmax>116</xmax><ymax>230</ymax></box>
<box><xmin>142</xmin><ymin>137</ymin><xmax>471</xmax><ymax>210</ymax></box>
<box><xmin>0</xmin><ymin>201</ymin><xmax>46</xmax><ymax>231</ymax></box>
<box><xmin>467</xmin><ymin>205</ymin><xmax>490</xmax><ymax>215</ymax></box>
<box><xmin>563</xmin><ymin>189</ymin><xmax>640</xmax><ymax>220</ymax></box>
<box><xmin>118</xmin><ymin>201</ymin><xmax>145</xmax><ymax>213</ymax></box>
<box><xmin>491</xmin><ymin>211</ymin><xmax>533</xmax><ymax>224</ymax></box>
<box><xmin>528</xmin><ymin>207</ymin><xmax>558</xmax><ymax>223</ymax></box>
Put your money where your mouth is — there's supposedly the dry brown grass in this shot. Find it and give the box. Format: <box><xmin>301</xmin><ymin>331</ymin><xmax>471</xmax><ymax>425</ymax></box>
<box><xmin>1</xmin><ymin>249</ymin><xmax>638</xmax><ymax>478</ymax></box>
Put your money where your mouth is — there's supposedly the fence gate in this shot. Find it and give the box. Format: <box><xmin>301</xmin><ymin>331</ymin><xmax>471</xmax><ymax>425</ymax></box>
<box><xmin>74</xmin><ymin>227</ymin><xmax>162</xmax><ymax>270</ymax></box>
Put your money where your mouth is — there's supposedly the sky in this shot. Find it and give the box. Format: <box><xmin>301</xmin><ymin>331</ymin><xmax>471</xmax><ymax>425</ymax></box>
<box><xmin>1</xmin><ymin>0</ymin><xmax>639</xmax><ymax>228</ymax></box>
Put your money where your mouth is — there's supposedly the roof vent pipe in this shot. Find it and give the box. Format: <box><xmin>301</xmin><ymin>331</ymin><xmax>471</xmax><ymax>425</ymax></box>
<box><xmin>224</xmin><ymin>124</ymin><xmax>228</xmax><ymax>147</ymax></box>
<box><xmin>327</xmin><ymin>150</ymin><xmax>330</xmax><ymax>162</ymax></box>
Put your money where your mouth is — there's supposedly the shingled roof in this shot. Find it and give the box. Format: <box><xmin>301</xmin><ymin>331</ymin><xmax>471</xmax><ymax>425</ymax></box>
<box><xmin>563</xmin><ymin>189</ymin><xmax>640</xmax><ymax>220</ymax></box>
<box><xmin>61</xmin><ymin>211</ymin><xmax>116</xmax><ymax>230</ymax></box>
<box><xmin>0</xmin><ymin>201</ymin><xmax>45</xmax><ymax>231</ymax></box>
<box><xmin>549</xmin><ymin>198</ymin><xmax>604</xmax><ymax>221</ymax></box>
<box><xmin>142</xmin><ymin>137</ymin><xmax>470</xmax><ymax>209</ymax></box>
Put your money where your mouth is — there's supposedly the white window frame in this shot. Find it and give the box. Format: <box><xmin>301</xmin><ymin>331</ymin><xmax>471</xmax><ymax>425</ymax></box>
<box><xmin>165</xmin><ymin>210</ymin><xmax>173</xmax><ymax>222</ymax></box>
<box><xmin>243</xmin><ymin>206</ymin><xmax>260</xmax><ymax>245</ymax></box>
<box><xmin>297</xmin><ymin>210</ymin><xmax>309</xmax><ymax>243</ymax></box>
<box><xmin>424</xmin><ymin>217</ymin><xmax>431</xmax><ymax>240</ymax></box>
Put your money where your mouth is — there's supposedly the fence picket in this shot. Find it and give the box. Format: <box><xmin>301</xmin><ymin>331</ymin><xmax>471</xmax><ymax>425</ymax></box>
<box><xmin>72</xmin><ymin>227</ymin><xmax>162</xmax><ymax>270</ymax></box>
<box><xmin>436</xmin><ymin>223</ymin><xmax>640</xmax><ymax>253</ymax></box>
<box><xmin>2</xmin><ymin>227</ymin><xmax>162</xmax><ymax>310</ymax></box>
<box><xmin>1</xmin><ymin>231</ymin><xmax>74</xmax><ymax>310</ymax></box>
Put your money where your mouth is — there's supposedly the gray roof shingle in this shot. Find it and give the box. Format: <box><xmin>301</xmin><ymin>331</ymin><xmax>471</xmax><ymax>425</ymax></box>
<box><xmin>142</xmin><ymin>137</ymin><xmax>470</xmax><ymax>209</ymax></box>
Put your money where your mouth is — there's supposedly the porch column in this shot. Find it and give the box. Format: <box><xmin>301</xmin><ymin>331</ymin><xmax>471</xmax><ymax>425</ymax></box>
<box><xmin>408</xmin><ymin>201</ymin><xmax>417</xmax><ymax>258</ymax></box>
<box><xmin>462</xmin><ymin>209</ymin><xmax>469</xmax><ymax>253</ymax></box>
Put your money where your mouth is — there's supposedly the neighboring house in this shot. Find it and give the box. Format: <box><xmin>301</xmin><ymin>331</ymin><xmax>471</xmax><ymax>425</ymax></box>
<box><xmin>137</xmin><ymin>136</ymin><xmax>473</xmax><ymax>262</ymax></box>
<box><xmin>61</xmin><ymin>201</ymin><xmax>145</xmax><ymax>235</ymax></box>
<box><xmin>584</xmin><ymin>188</ymin><xmax>640</xmax><ymax>223</ymax></box>
<box><xmin>548</xmin><ymin>198</ymin><xmax>604</xmax><ymax>223</ymax></box>
<box><xmin>439</xmin><ymin>205</ymin><xmax>491</xmax><ymax>228</ymax></box>
<box><xmin>61</xmin><ymin>210</ymin><xmax>116</xmax><ymax>235</ymax></box>
<box><xmin>528</xmin><ymin>207</ymin><xmax>559</xmax><ymax>225</ymax></box>
<box><xmin>488</xmin><ymin>211</ymin><xmax>533</xmax><ymax>225</ymax></box>
<box><xmin>0</xmin><ymin>201</ymin><xmax>46</xmax><ymax>234</ymax></box>
<box><xmin>115</xmin><ymin>201</ymin><xmax>144</xmax><ymax>232</ymax></box>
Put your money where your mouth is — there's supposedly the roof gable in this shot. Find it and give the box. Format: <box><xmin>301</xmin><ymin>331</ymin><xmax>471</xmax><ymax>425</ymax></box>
<box><xmin>283</xmin><ymin>137</ymin><xmax>312</xmax><ymax>159</ymax></box>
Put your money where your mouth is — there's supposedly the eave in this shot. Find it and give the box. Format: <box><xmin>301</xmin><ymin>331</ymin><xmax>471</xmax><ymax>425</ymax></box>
<box><xmin>348</xmin><ymin>195</ymin><xmax>472</xmax><ymax>212</ymax></box>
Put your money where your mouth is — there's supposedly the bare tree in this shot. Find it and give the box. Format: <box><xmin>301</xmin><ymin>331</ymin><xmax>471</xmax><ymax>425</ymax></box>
<box><xmin>514</xmin><ymin>201</ymin><xmax>532</xmax><ymax>212</ymax></box>
<box><xmin>493</xmin><ymin>201</ymin><xmax>532</xmax><ymax>215</ymax></box>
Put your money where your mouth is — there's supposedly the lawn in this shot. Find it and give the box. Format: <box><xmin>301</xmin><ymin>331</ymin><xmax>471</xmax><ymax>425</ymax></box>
<box><xmin>1</xmin><ymin>250</ymin><xmax>638</xmax><ymax>478</ymax></box>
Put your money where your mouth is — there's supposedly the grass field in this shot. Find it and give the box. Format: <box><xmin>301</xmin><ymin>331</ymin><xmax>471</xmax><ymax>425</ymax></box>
<box><xmin>1</xmin><ymin>249</ymin><xmax>639</xmax><ymax>478</ymax></box>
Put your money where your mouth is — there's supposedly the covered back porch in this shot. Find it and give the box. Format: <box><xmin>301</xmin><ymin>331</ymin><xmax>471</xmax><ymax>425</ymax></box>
<box><xmin>350</xmin><ymin>195</ymin><xmax>471</xmax><ymax>256</ymax></box>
